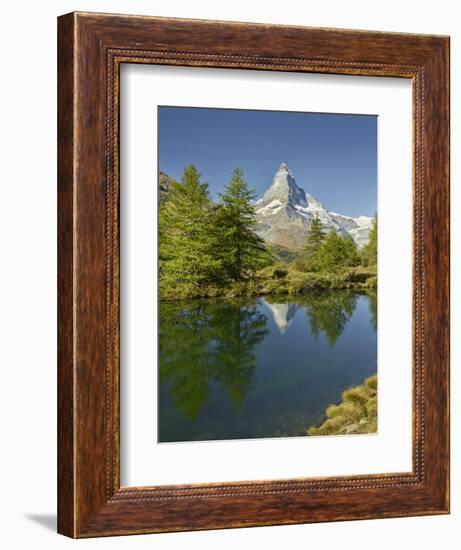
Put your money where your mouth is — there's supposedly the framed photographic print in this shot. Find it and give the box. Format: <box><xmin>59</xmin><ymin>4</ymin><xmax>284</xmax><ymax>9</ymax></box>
<box><xmin>57</xmin><ymin>12</ymin><xmax>450</xmax><ymax>537</ymax></box>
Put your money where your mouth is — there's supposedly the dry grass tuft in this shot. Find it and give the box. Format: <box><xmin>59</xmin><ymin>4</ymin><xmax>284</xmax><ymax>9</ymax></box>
<box><xmin>308</xmin><ymin>375</ymin><xmax>377</xmax><ymax>436</ymax></box>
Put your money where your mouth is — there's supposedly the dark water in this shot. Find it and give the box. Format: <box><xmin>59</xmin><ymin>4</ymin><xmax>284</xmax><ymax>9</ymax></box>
<box><xmin>158</xmin><ymin>290</ymin><xmax>377</xmax><ymax>443</ymax></box>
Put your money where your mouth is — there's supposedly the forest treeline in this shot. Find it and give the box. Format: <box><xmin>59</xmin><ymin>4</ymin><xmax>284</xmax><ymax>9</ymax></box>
<box><xmin>159</xmin><ymin>164</ymin><xmax>377</xmax><ymax>301</ymax></box>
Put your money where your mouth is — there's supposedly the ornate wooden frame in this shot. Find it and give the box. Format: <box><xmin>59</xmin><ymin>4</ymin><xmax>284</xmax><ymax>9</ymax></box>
<box><xmin>57</xmin><ymin>12</ymin><xmax>450</xmax><ymax>538</ymax></box>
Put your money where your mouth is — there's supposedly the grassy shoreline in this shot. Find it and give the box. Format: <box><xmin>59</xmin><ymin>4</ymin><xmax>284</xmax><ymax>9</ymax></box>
<box><xmin>159</xmin><ymin>265</ymin><xmax>377</xmax><ymax>302</ymax></box>
<box><xmin>308</xmin><ymin>375</ymin><xmax>378</xmax><ymax>436</ymax></box>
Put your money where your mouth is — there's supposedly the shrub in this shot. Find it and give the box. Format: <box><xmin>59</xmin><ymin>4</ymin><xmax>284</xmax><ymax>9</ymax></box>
<box><xmin>273</xmin><ymin>268</ymin><xmax>288</xmax><ymax>279</ymax></box>
<box><xmin>285</xmin><ymin>272</ymin><xmax>328</xmax><ymax>293</ymax></box>
<box><xmin>365</xmin><ymin>276</ymin><xmax>377</xmax><ymax>289</ymax></box>
<box><xmin>341</xmin><ymin>267</ymin><xmax>376</xmax><ymax>284</ymax></box>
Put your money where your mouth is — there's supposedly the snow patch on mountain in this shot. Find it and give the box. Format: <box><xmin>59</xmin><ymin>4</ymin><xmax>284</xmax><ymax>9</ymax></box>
<box><xmin>256</xmin><ymin>199</ymin><xmax>284</xmax><ymax>215</ymax></box>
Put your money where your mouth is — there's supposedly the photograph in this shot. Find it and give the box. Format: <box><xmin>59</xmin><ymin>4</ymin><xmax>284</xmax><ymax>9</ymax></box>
<box><xmin>157</xmin><ymin>106</ymin><xmax>378</xmax><ymax>443</ymax></box>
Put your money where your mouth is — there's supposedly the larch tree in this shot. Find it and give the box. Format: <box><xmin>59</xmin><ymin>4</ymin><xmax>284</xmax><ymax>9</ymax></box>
<box><xmin>215</xmin><ymin>168</ymin><xmax>269</xmax><ymax>283</ymax></box>
<box><xmin>159</xmin><ymin>164</ymin><xmax>221</xmax><ymax>293</ymax></box>
<box><xmin>360</xmin><ymin>215</ymin><xmax>378</xmax><ymax>266</ymax></box>
<box><xmin>302</xmin><ymin>213</ymin><xmax>325</xmax><ymax>270</ymax></box>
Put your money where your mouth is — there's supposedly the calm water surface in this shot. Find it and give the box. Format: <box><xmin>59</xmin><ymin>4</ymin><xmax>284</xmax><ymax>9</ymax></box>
<box><xmin>158</xmin><ymin>290</ymin><xmax>377</xmax><ymax>442</ymax></box>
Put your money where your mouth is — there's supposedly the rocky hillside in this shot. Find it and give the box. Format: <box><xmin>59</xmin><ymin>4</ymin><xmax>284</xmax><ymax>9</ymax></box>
<box><xmin>159</xmin><ymin>171</ymin><xmax>176</xmax><ymax>202</ymax></box>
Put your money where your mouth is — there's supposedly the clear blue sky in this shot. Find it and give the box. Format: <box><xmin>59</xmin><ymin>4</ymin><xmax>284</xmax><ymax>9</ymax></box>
<box><xmin>158</xmin><ymin>106</ymin><xmax>377</xmax><ymax>217</ymax></box>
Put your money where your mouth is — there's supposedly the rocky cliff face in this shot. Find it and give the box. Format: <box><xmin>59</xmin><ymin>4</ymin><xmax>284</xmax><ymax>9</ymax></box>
<box><xmin>159</xmin><ymin>171</ymin><xmax>176</xmax><ymax>203</ymax></box>
<box><xmin>254</xmin><ymin>163</ymin><xmax>373</xmax><ymax>250</ymax></box>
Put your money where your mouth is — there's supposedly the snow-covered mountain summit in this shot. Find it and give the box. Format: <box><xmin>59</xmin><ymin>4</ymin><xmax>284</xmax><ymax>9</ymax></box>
<box><xmin>254</xmin><ymin>162</ymin><xmax>373</xmax><ymax>250</ymax></box>
<box><xmin>259</xmin><ymin>162</ymin><xmax>308</xmax><ymax>208</ymax></box>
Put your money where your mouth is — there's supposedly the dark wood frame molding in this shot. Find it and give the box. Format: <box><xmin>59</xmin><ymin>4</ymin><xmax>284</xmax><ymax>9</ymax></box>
<box><xmin>58</xmin><ymin>12</ymin><xmax>450</xmax><ymax>538</ymax></box>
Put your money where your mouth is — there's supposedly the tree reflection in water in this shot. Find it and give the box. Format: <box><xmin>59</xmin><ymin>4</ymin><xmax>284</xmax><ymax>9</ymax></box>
<box><xmin>159</xmin><ymin>299</ymin><xmax>268</xmax><ymax>421</ymax></box>
<box><xmin>304</xmin><ymin>291</ymin><xmax>358</xmax><ymax>347</ymax></box>
<box><xmin>264</xmin><ymin>291</ymin><xmax>359</xmax><ymax>347</ymax></box>
<box><xmin>368</xmin><ymin>291</ymin><xmax>377</xmax><ymax>332</ymax></box>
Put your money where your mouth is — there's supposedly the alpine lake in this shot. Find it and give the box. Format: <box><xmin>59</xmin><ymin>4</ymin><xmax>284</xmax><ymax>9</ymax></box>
<box><xmin>158</xmin><ymin>290</ymin><xmax>377</xmax><ymax>443</ymax></box>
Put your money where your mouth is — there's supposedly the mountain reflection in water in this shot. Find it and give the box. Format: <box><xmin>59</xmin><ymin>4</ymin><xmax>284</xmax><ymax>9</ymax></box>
<box><xmin>262</xmin><ymin>300</ymin><xmax>300</xmax><ymax>333</ymax></box>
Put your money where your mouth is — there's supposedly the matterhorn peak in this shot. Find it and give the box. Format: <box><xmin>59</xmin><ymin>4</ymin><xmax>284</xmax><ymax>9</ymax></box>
<box><xmin>261</xmin><ymin>162</ymin><xmax>308</xmax><ymax>208</ymax></box>
<box><xmin>277</xmin><ymin>162</ymin><xmax>291</xmax><ymax>174</ymax></box>
<box><xmin>275</xmin><ymin>161</ymin><xmax>294</xmax><ymax>180</ymax></box>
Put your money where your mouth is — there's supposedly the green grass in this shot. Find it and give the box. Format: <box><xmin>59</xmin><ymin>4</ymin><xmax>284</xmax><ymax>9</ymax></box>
<box><xmin>159</xmin><ymin>264</ymin><xmax>377</xmax><ymax>301</ymax></box>
<box><xmin>308</xmin><ymin>375</ymin><xmax>377</xmax><ymax>436</ymax></box>
<box><xmin>255</xmin><ymin>264</ymin><xmax>377</xmax><ymax>295</ymax></box>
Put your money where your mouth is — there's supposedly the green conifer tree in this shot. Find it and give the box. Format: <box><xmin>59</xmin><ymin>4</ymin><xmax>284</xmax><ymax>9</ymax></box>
<box><xmin>302</xmin><ymin>213</ymin><xmax>325</xmax><ymax>271</ymax></box>
<box><xmin>159</xmin><ymin>164</ymin><xmax>221</xmax><ymax>295</ymax></box>
<box><xmin>317</xmin><ymin>228</ymin><xmax>359</xmax><ymax>272</ymax></box>
<box><xmin>215</xmin><ymin>168</ymin><xmax>269</xmax><ymax>282</ymax></box>
<box><xmin>360</xmin><ymin>215</ymin><xmax>378</xmax><ymax>266</ymax></box>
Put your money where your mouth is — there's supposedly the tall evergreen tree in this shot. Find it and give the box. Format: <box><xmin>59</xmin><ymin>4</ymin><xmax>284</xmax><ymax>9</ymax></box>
<box><xmin>302</xmin><ymin>213</ymin><xmax>325</xmax><ymax>270</ymax></box>
<box><xmin>316</xmin><ymin>228</ymin><xmax>359</xmax><ymax>272</ymax></box>
<box><xmin>159</xmin><ymin>164</ymin><xmax>221</xmax><ymax>293</ymax></box>
<box><xmin>216</xmin><ymin>168</ymin><xmax>269</xmax><ymax>282</ymax></box>
<box><xmin>360</xmin><ymin>215</ymin><xmax>377</xmax><ymax>266</ymax></box>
